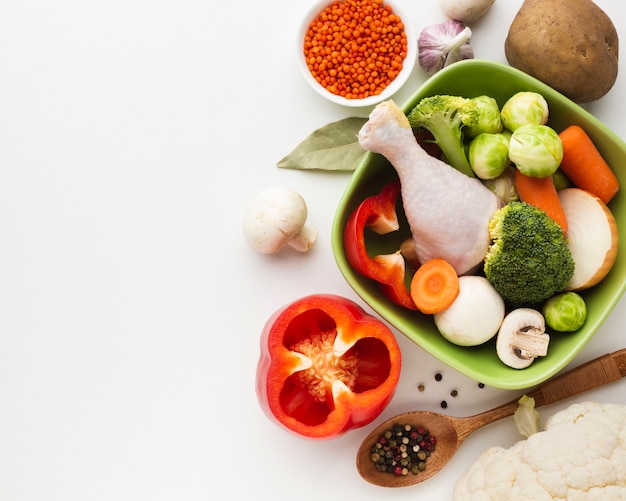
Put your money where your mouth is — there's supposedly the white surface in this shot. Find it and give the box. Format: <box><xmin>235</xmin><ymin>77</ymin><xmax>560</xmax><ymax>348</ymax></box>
<box><xmin>0</xmin><ymin>1</ymin><xmax>625</xmax><ymax>500</ymax></box>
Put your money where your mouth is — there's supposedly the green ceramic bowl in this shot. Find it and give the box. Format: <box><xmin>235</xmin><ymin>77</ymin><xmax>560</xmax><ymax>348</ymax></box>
<box><xmin>331</xmin><ymin>60</ymin><xmax>626</xmax><ymax>389</ymax></box>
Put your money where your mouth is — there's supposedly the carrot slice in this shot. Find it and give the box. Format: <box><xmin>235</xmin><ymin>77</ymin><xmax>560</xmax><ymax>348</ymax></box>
<box><xmin>514</xmin><ymin>168</ymin><xmax>568</xmax><ymax>234</ymax></box>
<box><xmin>558</xmin><ymin>125</ymin><xmax>619</xmax><ymax>204</ymax></box>
<box><xmin>410</xmin><ymin>258</ymin><xmax>459</xmax><ymax>314</ymax></box>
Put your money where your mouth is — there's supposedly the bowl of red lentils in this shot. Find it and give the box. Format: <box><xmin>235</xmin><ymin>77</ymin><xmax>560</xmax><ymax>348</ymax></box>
<box><xmin>297</xmin><ymin>0</ymin><xmax>417</xmax><ymax>107</ymax></box>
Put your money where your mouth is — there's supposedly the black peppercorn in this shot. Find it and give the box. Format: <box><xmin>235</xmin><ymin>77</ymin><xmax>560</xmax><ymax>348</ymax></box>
<box><xmin>369</xmin><ymin>423</ymin><xmax>437</xmax><ymax>476</ymax></box>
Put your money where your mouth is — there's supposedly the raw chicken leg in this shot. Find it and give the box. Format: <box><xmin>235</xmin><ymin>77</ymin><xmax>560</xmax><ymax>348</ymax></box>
<box><xmin>358</xmin><ymin>100</ymin><xmax>502</xmax><ymax>276</ymax></box>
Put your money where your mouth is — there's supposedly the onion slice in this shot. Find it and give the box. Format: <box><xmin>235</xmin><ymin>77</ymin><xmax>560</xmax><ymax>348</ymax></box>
<box><xmin>558</xmin><ymin>188</ymin><xmax>619</xmax><ymax>291</ymax></box>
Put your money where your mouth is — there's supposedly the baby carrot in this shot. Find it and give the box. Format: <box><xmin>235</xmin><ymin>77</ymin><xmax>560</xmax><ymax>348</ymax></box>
<box><xmin>514</xmin><ymin>168</ymin><xmax>568</xmax><ymax>234</ymax></box>
<box><xmin>410</xmin><ymin>258</ymin><xmax>459</xmax><ymax>314</ymax></box>
<box><xmin>558</xmin><ymin>125</ymin><xmax>619</xmax><ymax>204</ymax></box>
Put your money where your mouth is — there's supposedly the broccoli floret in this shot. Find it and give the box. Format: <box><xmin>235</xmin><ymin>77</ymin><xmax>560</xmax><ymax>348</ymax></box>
<box><xmin>407</xmin><ymin>94</ymin><xmax>479</xmax><ymax>177</ymax></box>
<box><xmin>484</xmin><ymin>201</ymin><xmax>574</xmax><ymax>307</ymax></box>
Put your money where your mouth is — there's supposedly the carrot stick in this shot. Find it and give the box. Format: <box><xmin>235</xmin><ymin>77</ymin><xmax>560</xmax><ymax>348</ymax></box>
<box><xmin>558</xmin><ymin>125</ymin><xmax>619</xmax><ymax>204</ymax></box>
<box><xmin>409</xmin><ymin>258</ymin><xmax>459</xmax><ymax>314</ymax></box>
<box><xmin>514</xmin><ymin>168</ymin><xmax>568</xmax><ymax>234</ymax></box>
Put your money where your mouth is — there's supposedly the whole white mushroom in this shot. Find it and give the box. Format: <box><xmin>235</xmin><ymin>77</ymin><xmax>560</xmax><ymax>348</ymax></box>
<box><xmin>434</xmin><ymin>276</ymin><xmax>505</xmax><ymax>346</ymax></box>
<box><xmin>242</xmin><ymin>187</ymin><xmax>317</xmax><ymax>254</ymax></box>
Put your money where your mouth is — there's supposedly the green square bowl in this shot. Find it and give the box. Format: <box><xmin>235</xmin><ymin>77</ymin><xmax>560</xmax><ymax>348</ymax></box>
<box><xmin>331</xmin><ymin>59</ymin><xmax>626</xmax><ymax>389</ymax></box>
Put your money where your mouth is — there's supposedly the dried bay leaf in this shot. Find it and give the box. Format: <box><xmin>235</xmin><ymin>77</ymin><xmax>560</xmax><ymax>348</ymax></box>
<box><xmin>277</xmin><ymin>117</ymin><xmax>367</xmax><ymax>171</ymax></box>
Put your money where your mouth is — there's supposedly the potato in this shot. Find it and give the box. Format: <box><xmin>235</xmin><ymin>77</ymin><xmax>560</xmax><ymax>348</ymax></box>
<box><xmin>505</xmin><ymin>0</ymin><xmax>619</xmax><ymax>103</ymax></box>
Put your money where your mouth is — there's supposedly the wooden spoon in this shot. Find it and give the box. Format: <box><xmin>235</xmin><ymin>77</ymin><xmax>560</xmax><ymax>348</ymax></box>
<box><xmin>357</xmin><ymin>348</ymin><xmax>626</xmax><ymax>488</ymax></box>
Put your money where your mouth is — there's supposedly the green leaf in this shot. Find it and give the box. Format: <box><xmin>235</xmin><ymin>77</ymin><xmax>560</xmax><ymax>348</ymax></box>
<box><xmin>277</xmin><ymin>117</ymin><xmax>368</xmax><ymax>171</ymax></box>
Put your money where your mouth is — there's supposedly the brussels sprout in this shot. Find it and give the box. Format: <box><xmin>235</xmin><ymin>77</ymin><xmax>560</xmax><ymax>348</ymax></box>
<box><xmin>508</xmin><ymin>124</ymin><xmax>563</xmax><ymax>178</ymax></box>
<box><xmin>469</xmin><ymin>132</ymin><xmax>510</xmax><ymax>179</ymax></box>
<box><xmin>500</xmin><ymin>91</ymin><xmax>549</xmax><ymax>131</ymax></box>
<box><xmin>465</xmin><ymin>95</ymin><xmax>503</xmax><ymax>138</ymax></box>
<box><xmin>482</xmin><ymin>166</ymin><xmax>519</xmax><ymax>203</ymax></box>
<box><xmin>552</xmin><ymin>169</ymin><xmax>573</xmax><ymax>191</ymax></box>
<box><xmin>543</xmin><ymin>292</ymin><xmax>587</xmax><ymax>332</ymax></box>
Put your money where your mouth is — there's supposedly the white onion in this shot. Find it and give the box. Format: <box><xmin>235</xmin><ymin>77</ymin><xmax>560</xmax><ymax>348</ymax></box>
<box><xmin>558</xmin><ymin>188</ymin><xmax>619</xmax><ymax>291</ymax></box>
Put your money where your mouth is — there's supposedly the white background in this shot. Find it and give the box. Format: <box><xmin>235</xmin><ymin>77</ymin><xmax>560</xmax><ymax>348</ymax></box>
<box><xmin>1</xmin><ymin>1</ymin><xmax>625</xmax><ymax>499</ymax></box>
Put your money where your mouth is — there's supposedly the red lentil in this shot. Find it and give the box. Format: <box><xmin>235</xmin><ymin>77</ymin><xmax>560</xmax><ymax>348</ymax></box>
<box><xmin>304</xmin><ymin>0</ymin><xmax>408</xmax><ymax>100</ymax></box>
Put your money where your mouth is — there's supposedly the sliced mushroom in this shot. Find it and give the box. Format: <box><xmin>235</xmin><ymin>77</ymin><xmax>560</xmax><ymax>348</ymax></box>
<box><xmin>496</xmin><ymin>308</ymin><xmax>550</xmax><ymax>369</ymax></box>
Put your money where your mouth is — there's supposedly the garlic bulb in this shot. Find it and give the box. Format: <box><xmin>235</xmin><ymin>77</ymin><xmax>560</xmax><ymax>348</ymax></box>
<box><xmin>418</xmin><ymin>20</ymin><xmax>474</xmax><ymax>75</ymax></box>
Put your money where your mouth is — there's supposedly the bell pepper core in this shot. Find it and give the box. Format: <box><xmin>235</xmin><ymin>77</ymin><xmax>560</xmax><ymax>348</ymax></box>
<box><xmin>344</xmin><ymin>181</ymin><xmax>417</xmax><ymax>310</ymax></box>
<box><xmin>256</xmin><ymin>294</ymin><xmax>402</xmax><ymax>440</ymax></box>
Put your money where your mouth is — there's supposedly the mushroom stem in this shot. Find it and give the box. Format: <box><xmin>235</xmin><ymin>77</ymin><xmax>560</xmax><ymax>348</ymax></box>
<box><xmin>288</xmin><ymin>224</ymin><xmax>318</xmax><ymax>252</ymax></box>
<box><xmin>511</xmin><ymin>328</ymin><xmax>550</xmax><ymax>359</ymax></box>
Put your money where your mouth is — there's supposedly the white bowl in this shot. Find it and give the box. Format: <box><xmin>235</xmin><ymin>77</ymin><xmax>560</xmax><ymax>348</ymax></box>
<box><xmin>296</xmin><ymin>0</ymin><xmax>417</xmax><ymax>108</ymax></box>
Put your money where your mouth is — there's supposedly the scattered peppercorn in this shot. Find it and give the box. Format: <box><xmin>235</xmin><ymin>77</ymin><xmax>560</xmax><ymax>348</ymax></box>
<box><xmin>370</xmin><ymin>423</ymin><xmax>437</xmax><ymax>475</ymax></box>
<box><xmin>417</xmin><ymin>384</ymin><xmax>425</xmax><ymax>392</ymax></box>
<box><xmin>478</xmin><ymin>382</ymin><xmax>485</xmax><ymax>389</ymax></box>
<box><xmin>450</xmin><ymin>389</ymin><xmax>458</xmax><ymax>398</ymax></box>
<box><xmin>434</xmin><ymin>373</ymin><xmax>443</xmax><ymax>382</ymax></box>
<box><xmin>440</xmin><ymin>400</ymin><xmax>448</xmax><ymax>409</ymax></box>
<box><xmin>303</xmin><ymin>0</ymin><xmax>408</xmax><ymax>100</ymax></box>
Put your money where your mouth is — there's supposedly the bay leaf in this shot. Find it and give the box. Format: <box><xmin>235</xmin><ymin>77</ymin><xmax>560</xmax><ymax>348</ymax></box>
<box><xmin>277</xmin><ymin>117</ymin><xmax>367</xmax><ymax>171</ymax></box>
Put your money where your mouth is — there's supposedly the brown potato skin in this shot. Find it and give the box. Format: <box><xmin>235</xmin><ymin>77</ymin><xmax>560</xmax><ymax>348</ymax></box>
<box><xmin>505</xmin><ymin>0</ymin><xmax>619</xmax><ymax>103</ymax></box>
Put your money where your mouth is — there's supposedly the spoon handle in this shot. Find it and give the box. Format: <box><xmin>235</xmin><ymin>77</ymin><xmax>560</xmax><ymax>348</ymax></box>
<box><xmin>529</xmin><ymin>347</ymin><xmax>626</xmax><ymax>406</ymax></box>
<box><xmin>456</xmin><ymin>348</ymin><xmax>626</xmax><ymax>441</ymax></box>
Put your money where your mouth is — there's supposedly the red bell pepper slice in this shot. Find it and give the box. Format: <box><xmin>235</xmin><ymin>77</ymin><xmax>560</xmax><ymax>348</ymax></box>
<box><xmin>344</xmin><ymin>181</ymin><xmax>417</xmax><ymax>310</ymax></box>
<box><xmin>256</xmin><ymin>294</ymin><xmax>402</xmax><ymax>440</ymax></box>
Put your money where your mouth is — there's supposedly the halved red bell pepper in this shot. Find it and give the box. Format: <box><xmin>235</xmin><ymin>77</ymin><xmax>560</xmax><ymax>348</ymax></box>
<box><xmin>256</xmin><ymin>294</ymin><xmax>401</xmax><ymax>440</ymax></box>
<box><xmin>344</xmin><ymin>181</ymin><xmax>417</xmax><ymax>310</ymax></box>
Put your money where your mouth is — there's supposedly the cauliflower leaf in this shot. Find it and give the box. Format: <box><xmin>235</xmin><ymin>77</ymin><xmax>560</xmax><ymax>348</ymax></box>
<box><xmin>513</xmin><ymin>395</ymin><xmax>542</xmax><ymax>438</ymax></box>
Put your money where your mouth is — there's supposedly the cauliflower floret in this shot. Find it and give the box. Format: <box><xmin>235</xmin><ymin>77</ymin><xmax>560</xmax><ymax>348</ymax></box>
<box><xmin>454</xmin><ymin>402</ymin><xmax>626</xmax><ymax>500</ymax></box>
